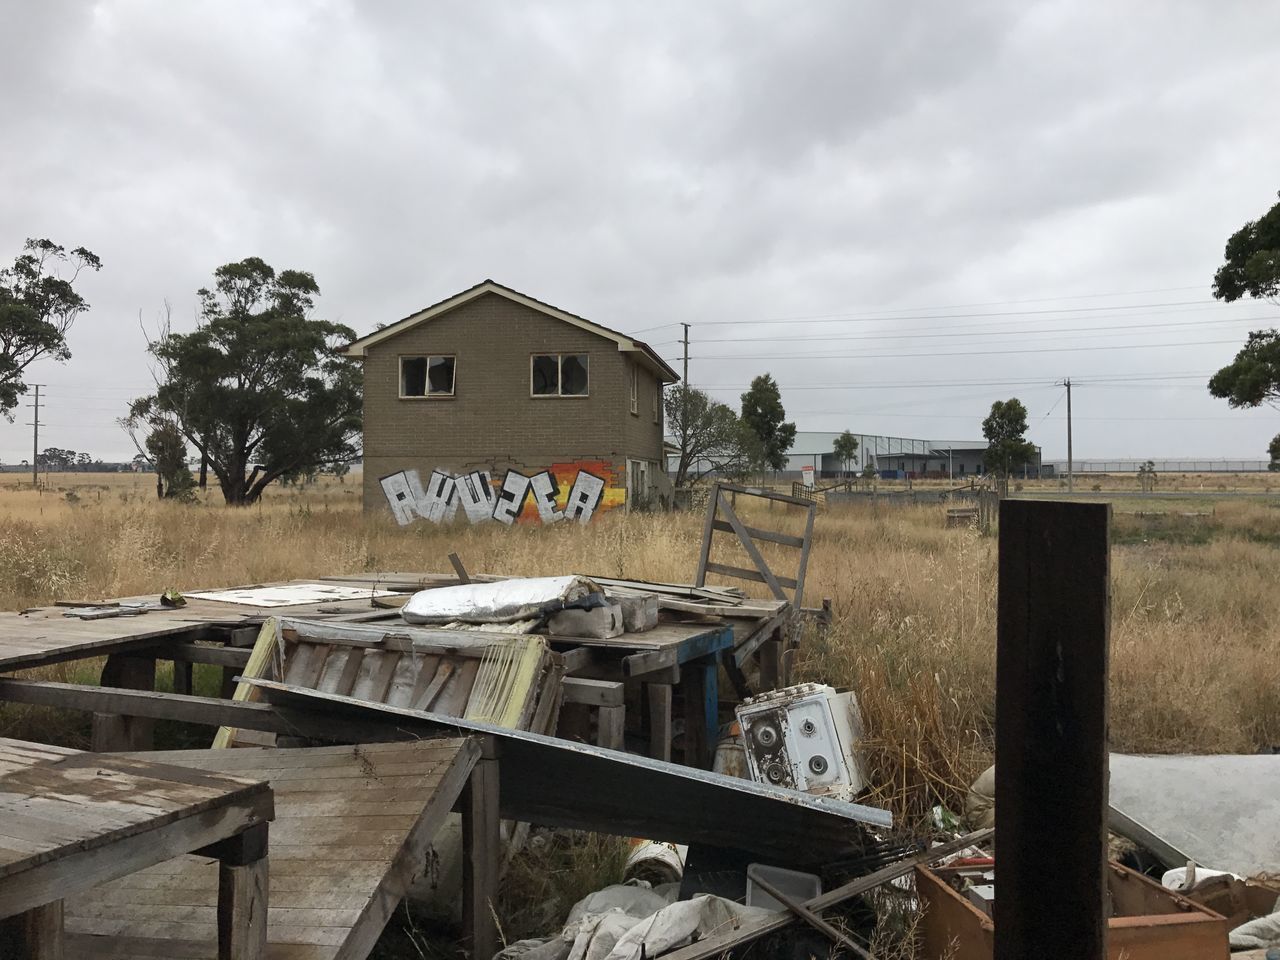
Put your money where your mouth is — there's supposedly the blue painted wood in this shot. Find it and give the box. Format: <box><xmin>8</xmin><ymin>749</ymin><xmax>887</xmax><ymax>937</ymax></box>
<box><xmin>703</xmin><ymin>659</ymin><xmax>719</xmax><ymax>754</ymax></box>
<box><xmin>675</xmin><ymin>625</ymin><xmax>734</xmax><ymax>665</ymax></box>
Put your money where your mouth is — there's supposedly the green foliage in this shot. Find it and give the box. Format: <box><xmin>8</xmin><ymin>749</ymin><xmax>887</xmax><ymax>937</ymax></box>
<box><xmin>134</xmin><ymin>257</ymin><xmax>361</xmax><ymax>505</ymax></box>
<box><xmin>833</xmin><ymin>430</ymin><xmax>860</xmax><ymax>474</ymax></box>
<box><xmin>981</xmin><ymin>398</ymin><xmax>1037</xmax><ymax>477</ymax></box>
<box><xmin>665</xmin><ymin>384</ymin><xmax>761</xmax><ymax>485</ymax></box>
<box><xmin>1213</xmin><ymin>192</ymin><xmax>1280</xmax><ymax>303</ymax></box>
<box><xmin>740</xmin><ymin>373</ymin><xmax>796</xmax><ymax>472</ymax></box>
<box><xmin>145</xmin><ymin>421</ymin><xmax>196</xmax><ymax>502</ymax></box>
<box><xmin>1209</xmin><ymin>329</ymin><xmax>1280</xmax><ymax>411</ymax></box>
<box><xmin>1269</xmin><ymin>435</ymin><xmax>1280</xmax><ymax>469</ymax></box>
<box><xmin>0</xmin><ymin>239</ymin><xmax>101</xmax><ymax>416</ymax></box>
<box><xmin>1209</xmin><ymin>194</ymin><xmax>1280</xmax><ymax>462</ymax></box>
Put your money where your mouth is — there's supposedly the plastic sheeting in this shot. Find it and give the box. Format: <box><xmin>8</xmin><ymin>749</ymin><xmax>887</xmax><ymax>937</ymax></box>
<box><xmin>1110</xmin><ymin>753</ymin><xmax>1280</xmax><ymax>876</ymax></box>
<box><xmin>494</xmin><ymin>884</ymin><xmax>775</xmax><ymax>960</ymax></box>
<box><xmin>402</xmin><ymin>576</ymin><xmax>601</xmax><ymax>624</ymax></box>
<box><xmin>1230</xmin><ymin>912</ymin><xmax>1280</xmax><ymax>950</ymax></box>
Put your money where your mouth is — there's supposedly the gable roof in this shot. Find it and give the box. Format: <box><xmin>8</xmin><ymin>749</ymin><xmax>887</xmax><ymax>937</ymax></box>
<box><xmin>340</xmin><ymin>279</ymin><xmax>680</xmax><ymax>382</ymax></box>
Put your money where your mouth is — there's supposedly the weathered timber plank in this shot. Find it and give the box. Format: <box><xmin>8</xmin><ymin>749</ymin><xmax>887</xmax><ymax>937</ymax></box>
<box><xmin>995</xmin><ymin>500</ymin><xmax>1110</xmax><ymax>960</ymax></box>
<box><xmin>702</xmin><ymin>561</ymin><xmax>799</xmax><ymax>591</ymax></box>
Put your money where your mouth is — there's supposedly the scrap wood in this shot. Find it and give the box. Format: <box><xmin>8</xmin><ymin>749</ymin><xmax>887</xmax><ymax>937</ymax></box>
<box><xmin>211</xmin><ymin>617</ymin><xmax>280</xmax><ymax>749</ymax></box>
<box><xmin>448</xmin><ymin>551</ymin><xmax>471</xmax><ymax>583</ymax></box>
<box><xmin>660</xmin><ymin>828</ymin><xmax>994</xmax><ymax>960</ymax></box>
<box><xmin>237</xmin><ymin>677</ymin><xmax>893</xmax><ymax>866</ymax></box>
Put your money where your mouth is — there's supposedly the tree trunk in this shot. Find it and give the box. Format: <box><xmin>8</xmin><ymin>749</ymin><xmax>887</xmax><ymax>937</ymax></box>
<box><xmin>199</xmin><ymin>450</ymin><xmax>207</xmax><ymax>490</ymax></box>
<box><xmin>156</xmin><ymin>475</ymin><xmax>164</xmax><ymax>500</ymax></box>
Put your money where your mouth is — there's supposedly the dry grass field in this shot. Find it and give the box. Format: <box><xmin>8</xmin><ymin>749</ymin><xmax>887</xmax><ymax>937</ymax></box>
<box><xmin>2</xmin><ymin>469</ymin><xmax>1278</xmax><ymax>952</ymax></box>
<box><xmin>2</xmin><ymin>469</ymin><xmax>1278</xmax><ymax>826</ymax></box>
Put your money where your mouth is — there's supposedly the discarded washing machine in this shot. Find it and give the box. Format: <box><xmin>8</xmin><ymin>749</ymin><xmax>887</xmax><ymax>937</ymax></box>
<box><xmin>735</xmin><ymin>683</ymin><xmax>867</xmax><ymax>799</ymax></box>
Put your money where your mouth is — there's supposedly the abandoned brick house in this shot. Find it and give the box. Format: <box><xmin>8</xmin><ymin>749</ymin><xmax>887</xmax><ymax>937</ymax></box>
<box><xmin>341</xmin><ymin>280</ymin><xmax>679</xmax><ymax>526</ymax></box>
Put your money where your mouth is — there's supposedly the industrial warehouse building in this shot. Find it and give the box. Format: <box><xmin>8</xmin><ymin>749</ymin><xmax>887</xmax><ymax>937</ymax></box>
<box><xmin>780</xmin><ymin>432</ymin><xmax>1042</xmax><ymax>479</ymax></box>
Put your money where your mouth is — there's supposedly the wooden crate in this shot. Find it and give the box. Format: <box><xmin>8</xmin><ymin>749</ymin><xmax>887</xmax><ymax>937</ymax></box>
<box><xmin>916</xmin><ymin>860</ymin><xmax>1229</xmax><ymax>960</ymax></box>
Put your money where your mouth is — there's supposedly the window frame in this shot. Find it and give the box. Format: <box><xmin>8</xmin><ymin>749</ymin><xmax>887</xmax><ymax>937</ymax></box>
<box><xmin>653</xmin><ymin>380</ymin><xmax>661</xmax><ymax>424</ymax></box>
<box><xmin>398</xmin><ymin>354</ymin><xmax>457</xmax><ymax>400</ymax></box>
<box><xmin>629</xmin><ymin>364</ymin><xmax>639</xmax><ymax>416</ymax></box>
<box><xmin>530</xmin><ymin>352</ymin><xmax>590</xmax><ymax>398</ymax></box>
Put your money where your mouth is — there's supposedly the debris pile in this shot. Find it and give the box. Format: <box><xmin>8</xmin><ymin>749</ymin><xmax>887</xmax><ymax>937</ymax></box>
<box><xmin>0</xmin><ymin>492</ymin><xmax>1275</xmax><ymax>959</ymax></box>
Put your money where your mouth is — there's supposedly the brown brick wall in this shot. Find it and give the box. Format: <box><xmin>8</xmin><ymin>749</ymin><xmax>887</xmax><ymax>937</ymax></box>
<box><xmin>360</xmin><ymin>292</ymin><xmax>667</xmax><ymax>509</ymax></box>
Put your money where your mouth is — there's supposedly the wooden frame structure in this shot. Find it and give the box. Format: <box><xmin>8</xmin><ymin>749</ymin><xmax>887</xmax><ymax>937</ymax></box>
<box><xmin>695</xmin><ymin>482</ymin><xmax>816</xmax><ymax>609</ymax></box>
<box><xmin>694</xmin><ymin>483</ymin><xmax>814</xmax><ymax>691</ymax></box>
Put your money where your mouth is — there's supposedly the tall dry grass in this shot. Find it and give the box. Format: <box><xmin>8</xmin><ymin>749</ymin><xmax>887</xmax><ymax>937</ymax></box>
<box><xmin>1</xmin><ymin>473</ymin><xmax>1278</xmax><ymax>829</ymax></box>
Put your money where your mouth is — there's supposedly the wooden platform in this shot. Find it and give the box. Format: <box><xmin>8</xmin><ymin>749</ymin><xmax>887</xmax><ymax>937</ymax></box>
<box><xmin>0</xmin><ymin>582</ymin><xmax>402</xmax><ymax>674</ymax></box>
<box><xmin>63</xmin><ymin>738</ymin><xmax>481</xmax><ymax>960</ymax></box>
<box><xmin>0</xmin><ymin>737</ymin><xmax>274</xmax><ymax>957</ymax></box>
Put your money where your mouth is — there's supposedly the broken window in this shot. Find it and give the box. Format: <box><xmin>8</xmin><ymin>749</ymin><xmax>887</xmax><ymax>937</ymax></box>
<box><xmin>561</xmin><ymin>354</ymin><xmax>589</xmax><ymax>395</ymax></box>
<box><xmin>531</xmin><ymin>354</ymin><xmax>589</xmax><ymax>397</ymax></box>
<box><xmin>630</xmin><ymin>365</ymin><xmax>638</xmax><ymax>415</ymax></box>
<box><xmin>400</xmin><ymin>355</ymin><xmax>455</xmax><ymax>397</ymax></box>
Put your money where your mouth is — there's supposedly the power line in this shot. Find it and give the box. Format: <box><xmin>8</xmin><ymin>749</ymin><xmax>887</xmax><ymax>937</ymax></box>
<box><xmin>694</xmin><ymin>372</ymin><xmax>1215</xmax><ymax>391</ymax></box>
<box><xmin>625</xmin><ymin>284</ymin><xmax>1215</xmax><ymax>335</ymax></box>
<box><xmin>674</xmin><ymin>336</ymin><xmax>1244</xmax><ymax>362</ymax></box>
<box><xmin>691</xmin><ymin>298</ymin><xmax>1223</xmax><ymax>328</ymax></box>
<box><xmin>1036</xmin><ymin>389</ymin><xmax>1068</xmax><ymax>427</ymax></box>
<box><xmin>689</xmin><ymin>313</ymin><xmax>1270</xmax><ymax>345</ymax></box>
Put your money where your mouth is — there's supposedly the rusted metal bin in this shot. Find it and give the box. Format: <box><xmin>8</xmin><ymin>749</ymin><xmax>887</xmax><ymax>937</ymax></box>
<box><xmin>916</xmin><ymin>860</ymin><xmax>1229</xmax><ymax>960</ymax></box>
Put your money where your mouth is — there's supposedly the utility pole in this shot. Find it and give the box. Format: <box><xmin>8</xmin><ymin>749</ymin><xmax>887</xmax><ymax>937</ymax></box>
<box><xmin>680</xmin><ymin>323</ymin><xmax>690</xmax><ymax>479</ymax></box>
<box><xmin>27</xmin><ymin>384</ymin><xmax>44</xmax><ymax>488</ymax></box>
<box><xmin>682</xmin><ymin>322</ymin><xmax>690</xmax><ymax>388</ymax></box>
<box><xmin>1065</xmin><ymin>378</ymin><xmax>1073</xmax><ymax>493</ymax></box>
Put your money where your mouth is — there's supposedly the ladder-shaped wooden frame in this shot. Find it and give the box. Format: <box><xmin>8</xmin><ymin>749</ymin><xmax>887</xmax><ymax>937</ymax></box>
<box><xmin>695</xmin><ymin>482</ymin><xmax>816</xmax><ymax>609</ymax></box>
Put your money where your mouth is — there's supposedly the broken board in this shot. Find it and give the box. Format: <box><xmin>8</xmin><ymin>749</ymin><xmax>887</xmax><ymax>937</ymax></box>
<box><xmin>242</xmin><ymin>678</ymin><xmax>891</xmax><ymax>867</ymax></box>
<box><xmin>217</xmin><ymin>617</ymin><xmax>563</xmax><ymax>748</ymax></box>
<box><xmin>64</xmin><ymin>738</ymin><xmax>479</xmax><ymax>960</ymax></box>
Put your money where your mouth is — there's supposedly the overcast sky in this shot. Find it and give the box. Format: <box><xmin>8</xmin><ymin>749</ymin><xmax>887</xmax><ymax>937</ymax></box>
<box><xmin>3</xmin><ymin>1</ymin><xmax>1279</xmax><ymax>464</ymax></box>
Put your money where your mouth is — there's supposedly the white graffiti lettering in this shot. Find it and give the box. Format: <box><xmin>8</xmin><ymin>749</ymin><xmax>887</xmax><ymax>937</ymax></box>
<box><xmin>564</xmin><ymin>470</ymin><xmax>606</xmax><ymax>524</ymax></box>
<box><xmin>528</xmin><ymin>471</ymin><xmax>565</xmax><ymax>523</ymax></box>
<box><xmin>383</xmin><ymin>465</ymin><xmax>619</xmax><ymax>526</ymax></box>
<box><xmin>492</xmin><ymin>470</ymin><xmax>532</xmax><ymax>525</ymax></box>
<box><xmin>455</xmin><ymin>470</ymin><xmax>495</xmax><ymax>523</ymax></box>
<box><xmin>418</xmin><ymin>469</ymin><xmax>458</xmax><ymax>523</ymax></box>
<box><xmin>379</xmin><ymin>471</ymin><xmax>418</xmax><ymax>526</ymax></box>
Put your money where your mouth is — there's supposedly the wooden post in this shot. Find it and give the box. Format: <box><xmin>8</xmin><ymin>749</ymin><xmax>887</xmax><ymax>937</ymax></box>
<box><xmin>680</xmin><ymin>658</ymin><xmax>718</xmax><ymax>769</ymax></box>
<box><xmin>758</xmin><ymin>634</ymin><xmax>782</xmax><ymax>692</ymax></box>
<box><xmin>646</xmin><ymin>682</ymin><xmax>673</xmax><ymax>761</ymax></box>
<box><xmin>597</xmin><ymin>704</ymin><xmax>625</xmax><ymax>750</ymax></box>
<box><xmin>213</xmin><ymin>822</ymin><xmax>269</xmax><ymax>960</ymax></box>
<box><xmin>693</xmin><ymin>482</ymin><xmax>719</xmax><ymax>587</ymax></box>
<box><xmin>0</xmin><ymin>899</ymin><xmax>64</xmax><ymax>958</ymax></box>
<box><xmin>171</xmin><ymin>659</ymin><xmax>194</xmax><ymax>697</ymax></box>
<box><xmin>995</xmin><ymin>500</ymin><xmax>1110</xmax><ymax>960</ymax></box>
<box><xmin>462</xmin><ymin>737</ymin><xmax>500</xmax><ymax>960</ymax></box>
<box><xmin>91</xmin><ymin>654</ymin><xmax>156</xmax><ymax>752</ymax></box>
<box><xmin>448</xmin><ymin>552</ymin><xmax>471</xmax><ymax>583</ymax></box>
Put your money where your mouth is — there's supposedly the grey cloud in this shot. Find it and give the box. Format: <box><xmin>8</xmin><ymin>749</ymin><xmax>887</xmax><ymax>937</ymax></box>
<box><xmin>1</xmin><ymin>0</ymin><xmax>1279</xmax><ymax>461</ymax></box>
